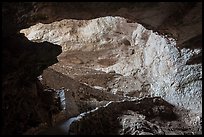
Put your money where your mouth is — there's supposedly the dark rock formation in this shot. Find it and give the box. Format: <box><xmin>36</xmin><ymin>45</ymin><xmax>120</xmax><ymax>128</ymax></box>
<box><xmin>68</xmin><ymin>97</ymin><xmax>188</xmax><ymax>135</ymax></box>
<box><xmin>2</xmin><ymin>26</ymin><xmax>62</xmax><ymax>135</ymax></box>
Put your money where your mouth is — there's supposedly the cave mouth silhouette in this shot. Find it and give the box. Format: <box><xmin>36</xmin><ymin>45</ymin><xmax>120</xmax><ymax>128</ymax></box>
<box><xmin>18</xmin><ymin>16</ymin><xmax>202</xmax><ymax>135</ymax></box>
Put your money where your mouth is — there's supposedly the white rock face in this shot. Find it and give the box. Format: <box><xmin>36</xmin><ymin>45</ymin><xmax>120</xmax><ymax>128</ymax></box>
<box><xmin>20</xmin><ymin>16</ymin><xmax>202</xmax><ymax>117</ymax></box>
<box><xmin>21</xmin><ymin>16</ymin><xmax>136</xmax><ymax>52</ymax></box>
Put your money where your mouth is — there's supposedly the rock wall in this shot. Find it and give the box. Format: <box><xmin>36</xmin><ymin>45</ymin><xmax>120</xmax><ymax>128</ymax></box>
<box><xmin>3</xmin><ymin>2</ymin><xmax>202</xmax><ymax>46</ymax></box>
<box><xmin>21</xmin><ymin>17</ymin><xmax>202</xmax><ymax>117</ymax></box>
<box><xmin>2</xmin><ymin>2</ymin><xmax>202</xmax><ymax>135</ymax></box>
<box><xmin>1</xmin><ymin>33</ymin><xmax>62</xmax><ymax>134</ymax></box>
<box><xmin>68</xmin><ymin>97</ymin><xmax>194</xmax><ymax>135</ymax></box>
<box><xmin>20</xmin><ymin>17</ymin><xmax>135</xmax><ymax>51</ymax></box>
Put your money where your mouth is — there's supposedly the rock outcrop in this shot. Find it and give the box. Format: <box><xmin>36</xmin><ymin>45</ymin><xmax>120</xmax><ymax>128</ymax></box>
<box><xmin>2</xmin><ymin>2</ymin><xmax>202</xmax><ymax>135</ymax></box>
<box><xmin>21</xmin><ymin>16</ymin><xmax>202</xmax><ymax>119</ymax></box>
<box><xmin>68</xmin><ymin>97</ymin><xmax>196</xmax><ymax>135</ymax></box>
<box><xmin>2</xmin><ymin>33</ymin><xmax>62</xmax><ymax>134</ymax></box>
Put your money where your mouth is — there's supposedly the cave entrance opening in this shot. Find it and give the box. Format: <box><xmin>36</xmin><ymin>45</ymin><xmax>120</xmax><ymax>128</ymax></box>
<box><xmin>20</xmin><ymin>16</ymin><xmax>202</xmax><ymax>135</ymax></box>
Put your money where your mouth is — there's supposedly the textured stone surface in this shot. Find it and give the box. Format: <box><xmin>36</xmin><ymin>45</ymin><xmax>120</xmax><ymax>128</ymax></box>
<box><xmin>68</xmin><ymin>97</ymin><xmax>195</xmax><ymax>135</ymax></box>
<box><xmin>3</xmin><ymin>2</ymin><xmax>202</xmax><ymax>46</ymax></box>
<box><xmin>21</xmin><ymin>17</ymin><xmax>202</xmax><ymax>118</ymax></box>
<box><xmin>2</xmin><ymin>2</ymin><xmax>202</xmax><ymax>135</ymax></box>
<box><xmin>41</xmin><ymin>68</ymin><xmax>122</xmax><ymax>113</ymax></box>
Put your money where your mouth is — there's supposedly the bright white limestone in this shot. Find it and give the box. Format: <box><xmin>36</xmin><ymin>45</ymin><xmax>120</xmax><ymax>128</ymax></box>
<box><xmin>21</xmin><ymin>16</ymin><xmax>202</xmax><ymax>117</ymax></box>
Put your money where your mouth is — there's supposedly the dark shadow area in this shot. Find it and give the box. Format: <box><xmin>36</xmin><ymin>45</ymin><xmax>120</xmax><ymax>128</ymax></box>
<box><xmin>68</xmin><ymin>97</ymin><xmax>179</xmax><ymax>135</ymax></box>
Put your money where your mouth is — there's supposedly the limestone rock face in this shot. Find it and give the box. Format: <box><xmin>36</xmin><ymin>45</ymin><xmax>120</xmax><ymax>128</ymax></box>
<box><xmin>20</xmin><ymin>17</ymin><xmax>134</xmax><ymax>52</ymax></box>
<box><xmin>3</xmin><ymin>2</ymin><xmax>202</xmax><ymax>46</ymax></box>
<box><xmin>21</xmin><ymin>17</ymin><xmax>202</xmax><ymax>118</ymax></box>
<box><xmin>2</xmin><ymin>2</ymin><xmax>202</xmax><ymax>135</ymax></box>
